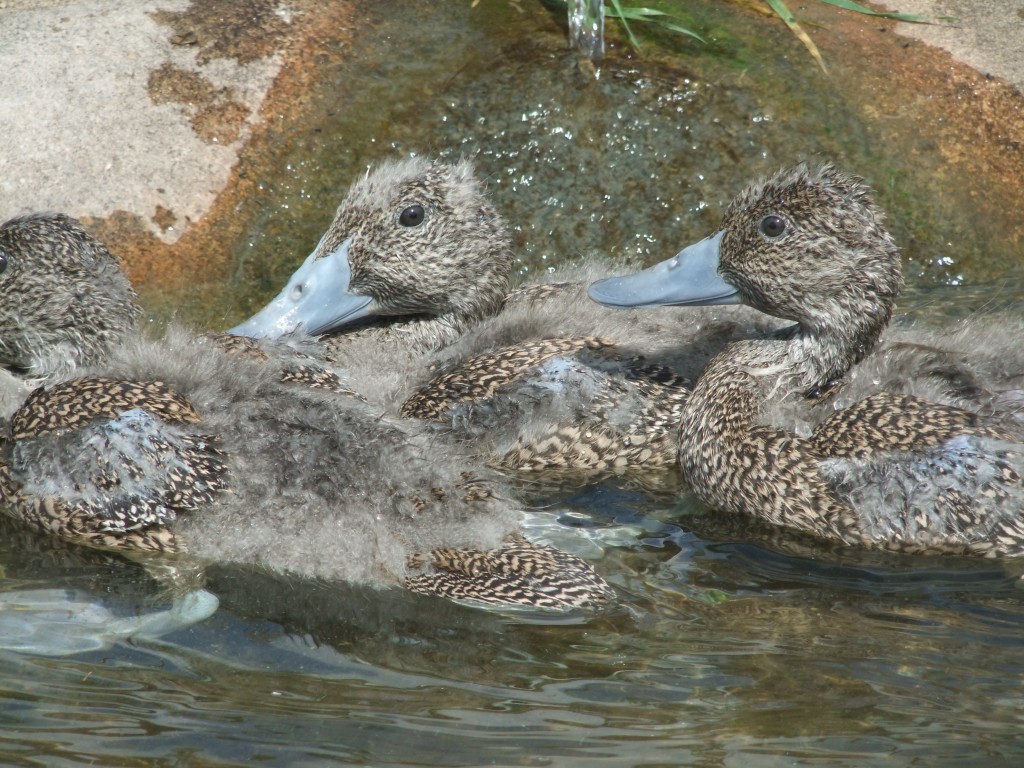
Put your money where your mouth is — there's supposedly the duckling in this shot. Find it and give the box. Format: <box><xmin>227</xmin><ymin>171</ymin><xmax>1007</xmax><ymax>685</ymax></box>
<box><xmin>0</xmin><ymin>213</ymin><xmax>612</xmax><ymax>610</ymax></box>
<box><xmin>233</xmin><ymin>157</ymin><xmax>512</xmax><ymax>351</ymax></box>
<box><xmin>0</xmin><ymin>213</ymin><xmax>140</xmax><ymax>416</ymax></box>
<box><xmin>232</xmin><ymin>157</ymin><xmax>779</xmax><ymax>472</ymax></box>
<box><xmin>589</xmin><ymin>164</ymin><xmax>1024</xmax><ymax>557</ymax></box>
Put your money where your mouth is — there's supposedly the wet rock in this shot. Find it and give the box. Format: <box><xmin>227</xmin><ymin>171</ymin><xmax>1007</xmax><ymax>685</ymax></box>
<box><xmin>0</xmin><ymin>0</ymin><xmax>354</xmax><ymax>297</ymax></box>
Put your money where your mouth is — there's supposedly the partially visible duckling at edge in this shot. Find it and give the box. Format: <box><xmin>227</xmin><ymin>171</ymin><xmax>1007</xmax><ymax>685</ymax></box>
<box><xmin>0</xmin><ymin>213</ymin><xmax>613</xmax><ymax>610</ymax></box>
<box><xmin>0</xmin><ymin>213</ymin><xmax>140</xmax><ymax>416</ymax></box>
<box><xmin>231</xmin><ymin>157</ymin><xmax>780</xmax><ymax>473</ymax></box>
<box><xmin>589</xmin><ymin>164</ymin><xmax>1024</xmax><ymax>558</ymax></box>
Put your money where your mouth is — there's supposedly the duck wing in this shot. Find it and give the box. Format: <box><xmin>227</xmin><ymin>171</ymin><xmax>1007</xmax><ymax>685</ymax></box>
<box><xmin>812</xmin><ymin>392</ymin><xmax>1024</xmax><ymax>556</ymax></box>
<box><xmin>406</xmin><ymin>534</ymin><xmax>614</xmax><ymax>609</ymax></box>
<box><xmin>0</xmin><ymin>376</ymin><xmax>227</xmax><ymax>552</ymax></box>
<box><xmin>401</xmin><ymin>336</ymin><xmax>690</xmax><ymax>470</ymax></box>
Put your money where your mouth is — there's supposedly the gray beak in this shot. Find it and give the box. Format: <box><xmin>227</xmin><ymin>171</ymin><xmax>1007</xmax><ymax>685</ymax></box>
<box><xmin>588</xmin><ymin>231</ymin><xmax>739</xmax><ymax>309</ymax></box>
<box><xmin>229</xmin><ymin>235</ymin><xmax>377</xmax><ymax>338</ymax></box>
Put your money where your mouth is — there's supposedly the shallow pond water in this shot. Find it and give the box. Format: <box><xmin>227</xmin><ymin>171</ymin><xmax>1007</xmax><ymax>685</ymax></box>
<box><xmin>5</xmin><ymin>1</ymin><xmax>1024</xmax><ymax>766</ymax></box>
<box><xmin>144</xmin><ymin>0</ymin><xmax>1024</xmax><ymax>328</ymax></box>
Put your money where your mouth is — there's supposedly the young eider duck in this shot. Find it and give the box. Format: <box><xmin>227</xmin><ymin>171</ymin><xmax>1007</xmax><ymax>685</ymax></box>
<box><xmin>232</xmin><ymin>157</ymin><xmax>779</xmax><ymax>473</ymax></box>
<box><xmin>0</xmin><ymin>213</ymin><xmax>612</xmax><ymax>610</ymax></box>
<box><xmin>589</xmin><ymin>164</ymin><xmax>1024</xmax><ymax>558</ymax></box>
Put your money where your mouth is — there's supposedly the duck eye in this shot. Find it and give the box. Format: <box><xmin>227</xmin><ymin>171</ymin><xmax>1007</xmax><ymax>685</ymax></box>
<box><xmin>0</xmin><ymin>251</ymin><xmax>8</xmax><ymax>274</ymax></box>
<box><xmin>399</xmin><ymin>204</ymin><xmax>425</xmax><ymax>227</ymax></box>
<box><xmin>759</xmin><ymin>215</ymin><xmax>786</xmax><ymax>239</ymax></box>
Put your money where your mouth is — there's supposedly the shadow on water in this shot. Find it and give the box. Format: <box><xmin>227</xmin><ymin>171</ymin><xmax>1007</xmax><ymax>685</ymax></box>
<box><xmin>7</xmin><ymin>2</ymin><xmax>1024</xmax><ymax>766</ymax></box>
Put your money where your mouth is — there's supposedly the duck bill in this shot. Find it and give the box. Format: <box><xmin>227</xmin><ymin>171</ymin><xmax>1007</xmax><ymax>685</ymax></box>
<box><xmin>588</xmin><ymin>231</ymin><xmax>739</xmax><ymax>309</ymax></box>
<box><xmin>229</xmin><ymin>235</ymin><xmax>376</xmax><ymax>338</ymax></box>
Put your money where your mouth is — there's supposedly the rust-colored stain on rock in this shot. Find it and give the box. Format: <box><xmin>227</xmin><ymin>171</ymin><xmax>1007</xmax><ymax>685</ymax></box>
<box><xmin>147</xmin><ymin>62</ymin><xmax>251</xmax><ymax>145</ymax></box>
<box><xmin>149</xmin><ymin>0</ymin><xmax>290</xmax><ymax>65</ymax></box>
<box><xmin>192</xmin><ymin>99</ymin><xmax>251</xmax><ymax>145</ymax></box>
<box><xmin>151</xmin><ymin>205</ymin><xmax>178</xmax><ymax>234</ymax></box>
<box><xmin>801</xmin><ymin>3</ymin><xmax>1024</xmax><ymax>249</ymax></box>
<box><xmin>88</xmin><ymin>0</ymin><xmax>356</xmax><ymax>302</ymax></box>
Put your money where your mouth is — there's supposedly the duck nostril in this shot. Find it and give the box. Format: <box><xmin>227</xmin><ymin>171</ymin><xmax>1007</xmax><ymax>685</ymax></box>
<box><xmin>290</xmin><ymin>283</ymin><xmax>304</xmax><ymax>301</ymax></box>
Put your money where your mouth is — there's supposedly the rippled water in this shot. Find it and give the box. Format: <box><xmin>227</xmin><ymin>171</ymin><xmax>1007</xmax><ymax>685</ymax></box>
<box><xmin>5</xmin><ymin>2</ymin><xmax>1024</xmax><ymax>766</ymax></box>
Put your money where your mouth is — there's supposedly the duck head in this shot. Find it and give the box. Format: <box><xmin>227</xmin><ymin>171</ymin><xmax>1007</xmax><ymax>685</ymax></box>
<box><xmin>0</xmin><ymin>213</ymin><xmax>140</xmax><ymax>378</ymax></box>
<box><xmin>231</xmin><ymin>157</ymin><xmax>514</xmax><ymax>342</ymax></box>
<box><xmin>590</xmin><ymin>164</ymin><xmax>903</xmax><ymax>381</ymax></box>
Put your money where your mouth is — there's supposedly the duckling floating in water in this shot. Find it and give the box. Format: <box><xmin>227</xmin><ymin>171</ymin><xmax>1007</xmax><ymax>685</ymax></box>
<box><xmin>590</xmin><ymin>164</ymin><xmax>1024</xmax><ymax>558</ymax></box>
<box><xmin>232</xmin><ymin>157</ymin><xmax>778</xmax><ymax>472</ymax></box>
<box><xmin>0</xmin><ymin>213</ymin><xmax>612</xmax><ymax>610</ymax></box>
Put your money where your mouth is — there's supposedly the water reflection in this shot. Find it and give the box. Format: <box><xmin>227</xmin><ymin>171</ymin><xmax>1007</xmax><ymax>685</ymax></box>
<box><xmin>4</xmin><ymin>501</ymin><xmax>1024</xmax><ymax>764</ymax></box>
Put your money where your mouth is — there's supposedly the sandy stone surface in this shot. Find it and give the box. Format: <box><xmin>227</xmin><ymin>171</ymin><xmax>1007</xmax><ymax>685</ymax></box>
<box><xmin>0</xmin><ymin>0</ymin><xmax>282</xmax><ymax>241</ymax></box>
<box><xmin>888</xmin><ymin>0</ymin><xmax>1024</xmax><ymax>92</ymax></box>
<box><xmin>1</xmin><ymin>0</ymin><xmax>355</xmax><ymax>291</ymax></box>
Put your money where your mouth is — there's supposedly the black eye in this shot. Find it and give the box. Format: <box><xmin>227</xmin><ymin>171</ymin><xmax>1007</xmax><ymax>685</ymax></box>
<box><xmin>0</xmin><ymin>251</ymin><xmax>8</xmax><ymax>274</ymax></box>
<box><xmin>399</xmin><ymin>204</ymin><xmax>425</xmax><ymax>227</ymax></box>
<box><xmin>759</xmin><ymin>215</ymin><xmax>786</xmax><ymax>239</ymax></box>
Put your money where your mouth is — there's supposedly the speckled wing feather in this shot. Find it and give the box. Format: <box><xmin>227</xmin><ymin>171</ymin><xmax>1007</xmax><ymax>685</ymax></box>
<box><xmin>0</xmin><ymin>460</ymin><xmax>183</xmax><ymax>552</ymax></box>
<box><xmin>199</xmin><ymin>332</ymin><xmax>271</xmax><ymax>361</ymax></box>
<box><xmin>11</xmin><ymin>377</ymin><xmax>201</xmax><ymax>438</ymax></box>
<box><xmin>279</xmin><ymin>364</ymin><xmax>360</xmax><ymax>397</ymax></box>
<box><xmin>503</xmin><ymin>281</ymin><xmax>580</xmax><ymax>306</ymax></box>
<box><xmin>202</xmin><ymin>331</ymin><xmax>360</xmax><ymax>397</ymax></box>
<box><xmin>0</xmin><ymin>376</ymin><xmax>228</xmax><ymax>552</ymax></box>
<box><xmin>820</xmin><ymin>434</ymin><xmax>1024</xmax><ymax>556</ymax></box>
<box><xmin>812</xmin><ymin>392</ymin><xmax>1024</xmax><ymax>556</ymax></box>
<box><xmin>403</xmin><ymin>336</ymin><xmax>690</xmax><ymax>470</ymax></box>
<box><xmin>406</xmin><ymin>534</ymin><xmax>614</xmax><ymax>609</ymax></box>
<box><xmin>809</xmin><ymin>392</ymin><xmax>1012</xmax><ymax>459</ymax></box>
<box><xmin>400</xmin><ymin>337</ymin><xmax>616</xmax><ymax>419</ymax></box>
<box><xmin>498</xmin><ymin>363</ymin><xmax>689</xmax><ymax>471</ymax></box>
<box><xmin>497</xmin><ymin>356</ymin><xmax>692</xmax><ymax>470</ymax></box>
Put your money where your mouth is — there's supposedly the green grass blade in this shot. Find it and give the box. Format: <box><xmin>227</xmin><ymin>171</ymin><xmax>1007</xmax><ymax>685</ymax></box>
<box><xmin>654</xmin><ymin>21</ymin><xmax>706</xmax><ymax>43</ymax></box>
<box><xmin>816</xmin><ymin>0</ymin><xmax>930</xmax><ymax>23</ymax></box>
<box><xmin>763</xmin><ymin>0</ymin><xmax>827</xmax><ymax>72</ymax></box>
<box><xmin>608</xmin><ymin>7</ymin><xmax>705</xmax><ymax>41</ymax></box>
<box><xmin>607</xmin><ymin>0</ymin><xmax>642</xmax><ymax>51</ymax></box>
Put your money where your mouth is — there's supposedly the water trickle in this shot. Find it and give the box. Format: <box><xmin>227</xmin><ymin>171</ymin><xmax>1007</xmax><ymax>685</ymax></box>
<box><xmin>567</xmin><ymin>0</ymin><xmax>605</xmax><ymax>62</ymax></box>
